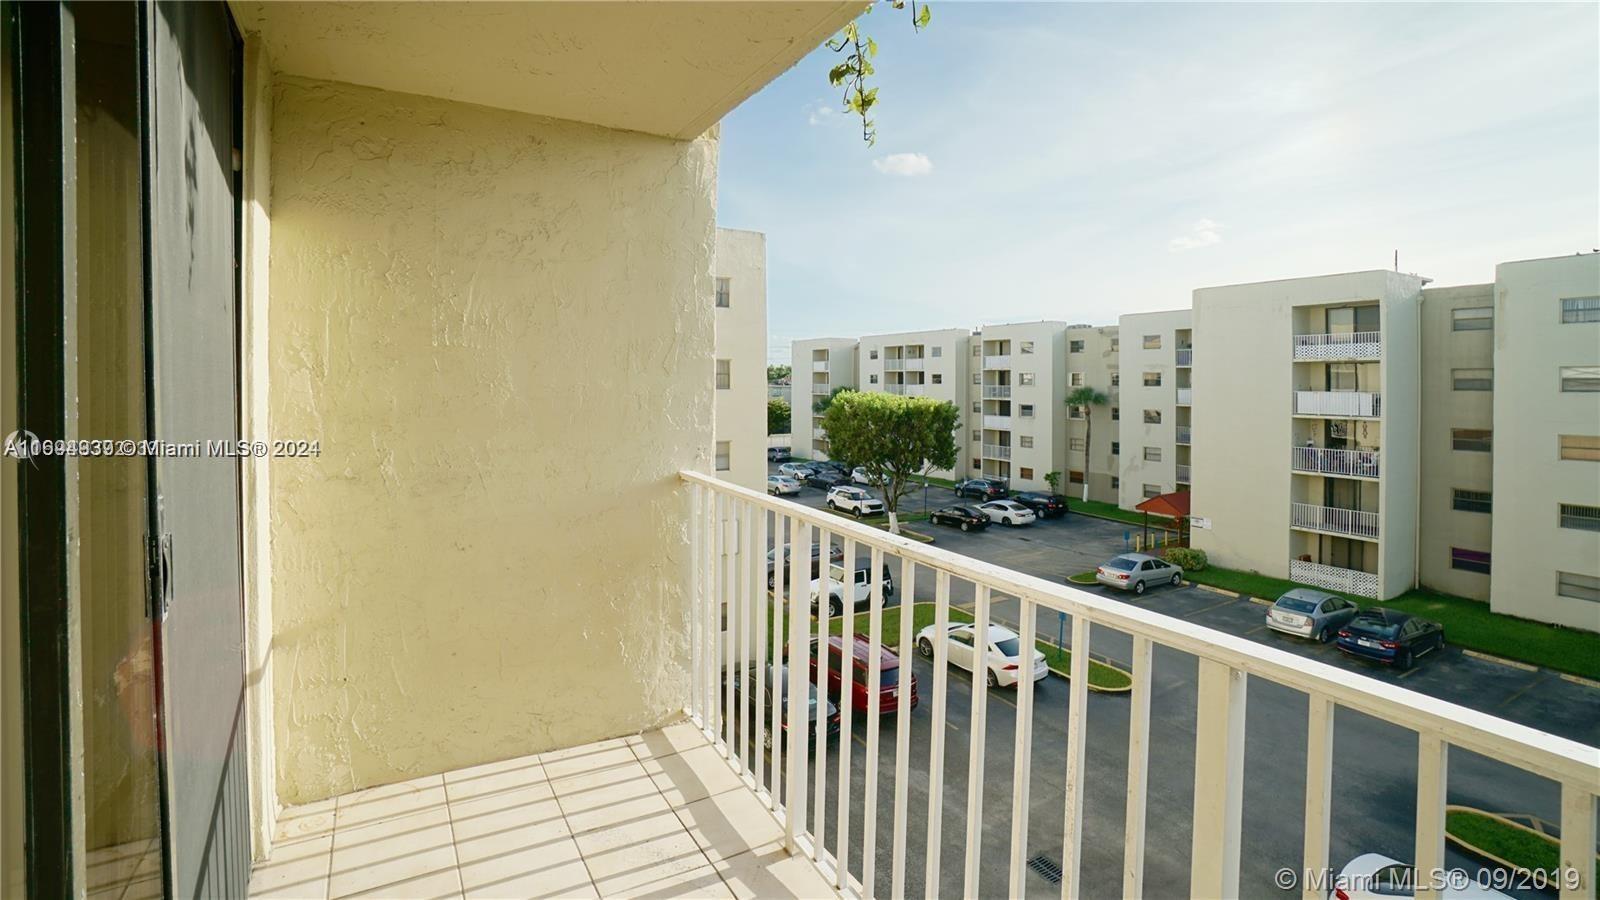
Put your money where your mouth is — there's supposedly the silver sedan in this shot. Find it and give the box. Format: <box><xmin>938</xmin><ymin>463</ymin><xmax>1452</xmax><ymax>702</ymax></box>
<box><xmin>1265</xmin><ymin>588</ymin><xmax>1360</xmax><ymax>642</ymax></box>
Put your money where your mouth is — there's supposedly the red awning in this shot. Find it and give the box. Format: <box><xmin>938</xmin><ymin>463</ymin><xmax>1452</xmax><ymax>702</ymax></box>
<box><xmin>1134</xmin><ymin>491</ymin><xmax>1190</xmax><ymax>519</ymax></box>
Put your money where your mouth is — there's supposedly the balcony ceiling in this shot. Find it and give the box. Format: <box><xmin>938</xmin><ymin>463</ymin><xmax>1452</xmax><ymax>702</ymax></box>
<box><xmin>230</xmin><ymin>1</ymin><xmax>864</xmax><ymax>139</ymax></box>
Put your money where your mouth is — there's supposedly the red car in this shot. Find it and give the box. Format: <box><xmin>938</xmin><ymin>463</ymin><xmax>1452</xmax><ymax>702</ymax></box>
<box><xmin>808</xmin><ymin>634</ymin><xmax>919</xmax><ymax>714</ymax></box>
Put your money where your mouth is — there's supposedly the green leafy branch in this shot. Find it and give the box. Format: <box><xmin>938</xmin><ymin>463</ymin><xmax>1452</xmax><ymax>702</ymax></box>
<box><xmin>827</xmin><ymin>1</ymin><xmax>930</xmax><ymax>146</ymax></box>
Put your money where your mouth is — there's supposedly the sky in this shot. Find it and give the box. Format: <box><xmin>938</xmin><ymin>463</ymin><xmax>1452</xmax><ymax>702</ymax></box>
<box><xmin>713</xmin><ymin>2</ymin><xmax>1600</xmax><ymax>364</ymax></box>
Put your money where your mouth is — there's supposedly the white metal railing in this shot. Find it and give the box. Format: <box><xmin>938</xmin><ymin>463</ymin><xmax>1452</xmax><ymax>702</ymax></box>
<box><xmin>1176</xmin><ymin>348</ymin><xmax>1193</xmax><ymax>367</ymax></box>
<box><xmin>813</xmin><ymin>360</ymin><xmax>830</xmax><ymax>371</ymax></box>
<box><xmin>1290</xmin><ymin>559</ymin><xmax>1379</xmax><ymax>599</ymax></box>
<box><xmin>983</xmin><ymin>385</ymin><xmax>1011</xmax><ymax>399</ymax></box>
<box><xmin>904</xmin><ymin>384</ymin><xmax>925</xmax><ymax>397</ymax></box>
<box><xmin>885</xmin><ymin>384</ymin><xmax>905</xmax><ymax>395</ymax></box>
<box><xmin>983</xmin><ymin>355</ymin><xmax>1011</xmax><ymax>370</ymax></box>
<box><xmin>1176</xmin><ymin>388</ymin><xmax>1193</xmax><ymax>405</ymax></box>
<box><xmin>1291</xmin><ymin>446</ymin><xmax>1381</xmax><ymax>479</ymax></box>
<box><xmin>683</xmin><ymin>471</ymin><xmax>1599</xmax><ymax>900</ymax></box>
<box><xmin>1176</xmin><ymin>426</ymin><xmax>1192</xmax><ymax>444</ymax></box>
<box><xmin>1293</xmin><ymin>331</ymin><xmax>1382</xmax><ymax>360</ymax></box>
<box><xmin>982</xmin><ymin>444</ymin><xmax>1012</xmax><ymax>459</ymax></box>
<box><xmin>812</xmin><ymin>383</ymin><xmax>830</xmax><ymax>395</ymax></box>
<box><xmin>904</xmin><ymin>358</ymin><xmax>924</xmax><ymax>371</ymax></box>
<box><xmin>1291</xmin><ymin>501</ymin><xmax>1379</xmax><ymax>539</ymax></box>
<box><xmin>982</xmin><ymin>414</ymin><xmax>1011</xmax><ymax>430</ymax></box>
<box><xmin>1294</xmin><ymin>390</ymin><xmax>1381</xmax><ymax>418</ymax></box>
<box><xmin>1175</xmin><ymin>464</ymin><xmax>1191</xmax><ymax>482</ymax></box>
<box><xmin>885</xmin><ymin>358</ymin><xmax>905</xmax><ymax>371</ymax></box>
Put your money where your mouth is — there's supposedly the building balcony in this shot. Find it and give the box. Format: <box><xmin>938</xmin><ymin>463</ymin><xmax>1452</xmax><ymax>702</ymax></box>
<box><xmin>886</xmin><ymin>384</ymin><xmax>926</xmax><ymax>397</ymax></box>
<box><xmin>1293</xmin><ymin>331</ymin><xmax>1382</xmax><ymax>361</ymax></box>
<box><xmin>812</xmin><ymin>383</ymin><xmax>831</xmax><ymax>395</ymax></box>
<box><xmin>1290</xmin><ymin>559</ymin><xmax>1378</xmax><ymax>599</ymax></box>
<box><xmin>982</xmin><ymin>443</ymin><xmax>1012</xmax><ymax>459</ymax></box>
<box><xmin>1294</xmin><ymin>390</ymin><xmax>1381</xmax><ymax>418</ymax></box>
<box><xmin>812</xmin><ymin>360</ymin><xmax>830</xmax><ymax>372</ymax></box>
<box><xmin>982</xmin><ymin>414</ymin><xmax>1011</xmax><ymax>430</ymax></box>
<box><xmin>1176</xmin><ymin>426</ymin><xmax>1191</xmax><ymax>445</ymax></box>
<box><xmin>982</xmin><ymin>385</ymin><xmax>1011</xmax><ymax>399</ymax></box>
<box><xmin>1175</xmin><ymin>388</ymin><xmax>1192</xmax><ymax>406</ymax></box>
<box><xmin>1175</xmin><ymin>464</ymin><xmax>1191</xmax><ymax>483</ymax></box>
<box><xmin>1291</xmin><ymin>501</ymin><xmax>1379</xmax><ymax>540</ymax></box>
<box><xmin>1175</xmin><ymin>348</ymin><xmax>1193</xmax><ymax>367</ymax></box>
<box><xmin>884</xmin><ymin>358</ymin><xmax>905</xmax><ymax>371</ymax></box>
<box><xmin>903</xmin><ymin>358</ymin><xmax>925</xmax><ymax>371</ymax></box>
<box><xmin>983</xmin><ymin>355</ymin><xmax>1011</xmax><ymax>370</ymax></box>
<box><xmin>1291</xmin><ymin>446</ymin><xmax>1380</xmax><ymax>479</ymax></box>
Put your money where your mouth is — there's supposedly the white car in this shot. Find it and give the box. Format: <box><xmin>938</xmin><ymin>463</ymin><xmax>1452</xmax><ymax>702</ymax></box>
<box><xmin>1332</xmin><ymin>853</ymin><xmax>1509</xmax><ymax>899</ymax></box>
<box><xmin>777</xmin><ymin>462</ymin><xmax>815</xmax><ymax>479</ymax></box>
<box><xmin>978</xmin><ymin>500</ymin><xmax>1036</xmax><ymax>526</ymax></box>
<box><xmin>850</xmin><ymin>466</ymin><xmax>880</xmax><ymax>487</ymax></box>
<box><xmin>915</xmin><ymin>622</ymin><xmax>1047</xmax><ymax>688</ymax></box>
<box><xmin>809</xmin><ymin>564</ymin><xmax>874</xmax><ymax>617</ymax></box>
<box><xmin>827</xmin><ymin>486</ymin><xmax>885</xmax><ymax>518</ymax></box>
<box><xmin>767</xmin><ymin>475</ymin><xmax>802</xmax><ymax>496</ymax></box>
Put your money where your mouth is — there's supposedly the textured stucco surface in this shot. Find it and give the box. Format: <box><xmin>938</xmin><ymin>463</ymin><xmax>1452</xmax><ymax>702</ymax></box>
<box><xmin>267</xmin><ymin>76</ymin><xmax>716</xmax><ymax>803</ymax></box>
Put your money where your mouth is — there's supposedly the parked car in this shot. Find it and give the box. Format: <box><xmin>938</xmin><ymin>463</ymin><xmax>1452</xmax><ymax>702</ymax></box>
<box><xmin>1266</xmin><ymin>588</ymin><xmax>1360</xmax><ymax>642</ymax></box>
<box><xmin>809</xmin><ymin>563</ymin><xmax>895</xmax><ymax>616</ymax></box>
<box><xmin>1095</xmin><ymin>553</ymin><xmax>1182</xmax><ymax>594</ymax></box>
<box><xmin>767</xmin><ymin>446</ymin><xmax>791</xmax><ymax>462</ymax></box>
<box><xmin>953</xmin><ymin>478</ymin><xmax>1007</xmax><ymax>501</ymax></box>
<box><xmin>805</xmin><ymin>469</ymin><xmax>849</xmax><ymax>489</ymax></box>
<box><xmin>1013</xmin><ymin>491</ymin><xmax>1067</xmax><ymax>518</ymax></box>
<box><xmin>728</xmin><ymin>664</ymin><xmax>840</xmax><ymax>751</ymax></box>
<box><xmin>778</xmin><ymin>462</ymin><xmax>816</xmax><ymax>479</ymax></box>
<box><xmin>767</xmin><ymin>542</ymin><xmax>844</xmax><ymax>590</ymax></box>
<box><xmin>767</xmin><ymin>475</ymin><xmax>802</xmax><ymax>496</ymax></box>
<box><xmin>928</xmin><ymin>504</ymin><xmax>990</xmax><ymax>532</ymax></box>
<box><xmin>850</xmin><ymin>466</ymin><xmax>881</xmax><ymax>487</ymax></box>
<box><xmin>915</xmin><ymin>622</ymin><xmax>1047</xmax><ymax>689</ymax></box>
<box><xmin>978</xmin><ymin>499</ymin><xmax>1036</xmax><ymax>526</ymax></box>
<box><xmin>1336</xmin><ymin>608</ymin><xmax>1444</xmax><ymax>669</ymax></box>
<box><xmin>807</xmin><ymin>634</ymin><xmax>918</xmax><ymax>714</ymax></box>
<box><xmin>1332</xmin><ymin>853</ymin><xmax>1509</xmax><ymax>899</ymax></box>
<box><xmin>826</xmin><ymin>485</ymin><xmax>884</xmax><ymax>518</ymax></box>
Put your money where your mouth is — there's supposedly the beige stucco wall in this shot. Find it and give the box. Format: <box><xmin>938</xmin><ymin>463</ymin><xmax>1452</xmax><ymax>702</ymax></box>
<box><xmin>1417</xmin><ymin>284</ymin><xmax>1494</xmax><ymax>600</ymax></box>
<box><xmin>1066</xmin><ymin>326</ymin><xmax>1120</xmax><ymax>503</ymax></box>
<box><xmin>266</xmin><ymin>76</ymin><xmax>716</xmax><ymax>803</ymax></box>
<box><xmin>859</xmin><ymin>328</ymin><xmax>969</xmax><ymax>480</ymax></box>
<box><xmin>1490</xmin><ymin>255</ymin><xmax>1600</xmax><ymax>631</ymax></box>
<box><xmin>713</xmin><ymin>228</ymin><xmax>767</xmax><ymax>491</ymax></box>
<box><xmin>1117</xmin><ymin>309</ymin><xmax>1189</xmax><ymax>509</ymax></box>
<box><xmin>791</xmin><ymin>338</ymin><xmax>857</xmax><ymax>460</ymax></box>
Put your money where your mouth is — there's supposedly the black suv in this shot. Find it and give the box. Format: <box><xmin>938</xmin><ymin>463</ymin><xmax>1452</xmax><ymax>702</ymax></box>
<box><xmin>805</xmin><ymin>469</ymin><xmax>849</xmax><ymax>489</ymax></box>
<box><xmin>1013</xmin><ymin>492</ymin><xmax>1067</xmax><ymax>518</ymax></box>
<box><xmin>929</xmin><ymin>505</ymin><xmax>990</xmax><ymax>531</ymax></box>
<box><xmin>954</xmin><ymin>478</ymin><xmax>1007</xmax><ymax>500</ymax></box>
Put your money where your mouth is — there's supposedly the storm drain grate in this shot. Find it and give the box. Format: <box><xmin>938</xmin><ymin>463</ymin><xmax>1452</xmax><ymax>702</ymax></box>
<box><xmin>1026</xmin><ymin>854</ymin><xmax>1063</xmax><ymax>884</ymax></box>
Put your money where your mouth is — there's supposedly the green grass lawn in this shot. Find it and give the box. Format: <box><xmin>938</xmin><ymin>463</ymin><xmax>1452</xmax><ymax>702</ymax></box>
<box><xmin>1066</xmin><ymin>572</ymin><xmax>1098</xmax><ymax>585</ymax></box>
<box><xmin>1069</xmin><ymin>499</ymin><xmax>1176</xmax><ymax>529</ymax></box>
<box><xmin>1446</xmin><ymin>809</ymin><xmax>1599</xmax><ymax>885</ymax></box>
<box><xmin>1182</xmin><ymin>566</ymin><xmax>1600</xmax><ymax>680</ymax></box>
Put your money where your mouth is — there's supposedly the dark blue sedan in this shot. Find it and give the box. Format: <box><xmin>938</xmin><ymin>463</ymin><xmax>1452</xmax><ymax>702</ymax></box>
<box><xmin>1336</xmin><ymin>608</ymin><xmax>1445</xmax><ymax>669</ymax></box>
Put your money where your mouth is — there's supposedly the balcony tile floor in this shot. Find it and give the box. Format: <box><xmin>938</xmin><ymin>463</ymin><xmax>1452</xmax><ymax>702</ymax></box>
<box><xmin>248</xmin><ymin>720</ymin><xmax>837</xmax><ymax>900</ymax></box>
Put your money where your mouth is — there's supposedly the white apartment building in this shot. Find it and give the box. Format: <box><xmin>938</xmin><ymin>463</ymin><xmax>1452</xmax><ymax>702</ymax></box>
<box><xmin>969</xmin><ymin>321</ymin><xmax>1070</xmax><ymax>492</ymax></box>
<box><xmin>1063</xmin><ymin>325</ymin><xmax>1121</xmax><ymax>503</ymax></box>
<box><xmin>790</xmin><ymin>337</ymin><xmax>858</xmax><ymax>460</ymax></box>
<box><xmin>1116</xmin><ymin>310</ymin><xmax>1193</xmax><ymax>509</ymax></box>
<box><xmin>859</xmin><ymin>328</ymin><xmax>970</xmax><ymax>479</ymax></box>
<box><xmin>712</xmin><ymin>228</ymin><xmax>767</xmax><ymax>490</ymax></box>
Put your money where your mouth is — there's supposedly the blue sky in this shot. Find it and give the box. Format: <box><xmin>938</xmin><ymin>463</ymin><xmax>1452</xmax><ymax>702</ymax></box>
<box><xmin>715</xmin><ymin>2</ymin><xmax>1600</xmax><ymax>364</ymax></box>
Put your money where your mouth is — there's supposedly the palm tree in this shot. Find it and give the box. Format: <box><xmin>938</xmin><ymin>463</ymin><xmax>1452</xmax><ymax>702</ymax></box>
<box><xmin>1065</xmin><ymin>386</ymin><xmax>1109</xmax><ymax>503</ymax></box>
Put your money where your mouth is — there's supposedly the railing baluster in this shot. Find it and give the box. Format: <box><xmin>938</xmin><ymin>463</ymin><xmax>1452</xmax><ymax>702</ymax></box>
<box><xmin>863</xmin><ymin>546</ymin><xmax>886</xmax><ymax>898</ymax></box>
<box><xmin>1303</xmin><ymin>695</ymin><xmax>1334</xmax><ymax>900</ymax></box>
<box><xmin>1007</xmin><ymin>597</ymin><xmax>1038</xmax><ymax>899</ymax></box>
<box><xmin>963</xmin><ymin>584</ymin><xmax>992</xmax><ymax>899</ymax></box>
<box><xmin>738</xmin><ymin>499</ymin><xmax>753</xmax><ymax>776</ymax></box>
<box><xmin>1560</xmin><ymin>783</ymin><xmax>1596</xmax><ymax>900</ymax></box>
<box><xmin>1413</xmin><ymin>734</ymin><xmax>1448</xmax><ymax>900</ymax></box>
<box><xmin>890</xmin><ymin>557</ymin><xmax>915</xmax><ymax>899</ymax></box>
<box><xmin>722</xmin><ymin>493</ymin><xmax>735</xmax><ymax>757</ymax></box>
<box><xmin>925</xmin><ymin>571</ymin><xmax>951</xmax><ymax>894</ymax></box>
<box><xmin>785</xmin><ymin>517</ymin><xmax>811</xmax><ymax>852</ymax></box>
<box><xmin>1061</xmin><ymin>614</ymin><xmax>1090</xmax><ymax>899</ymax></box>
<box><xmin>836</xmin><ymin>537</ymin><xmax>858</xmax><ymax>887</ymax></box>
<box><xmin>814</xmin><ymin>530</ymin><xmax>832</xmax><ymax>862</ymax></box>
<box><xmin>1190</xmin><ymin>659</ymin><xmax>1247</xmax><ymax>900</ymax></box>
<box><xmin>689</xmin><ymin>483</ymin><xmax>702</xmax><ymax>728</ymax></box>
<box><xmin>753</xmin><ymin>506</ymin><xmax>768</xmax><ymax>803</ymax></box>
<box><xmin>770</xmin><ymin>515</ymin><xmax>785</xmax><ymax>810</ymax></box>
<box><xmin>1122</xmin><ymin>635</ymin><xmax>1153</xmax><ymax>899</ymax></box>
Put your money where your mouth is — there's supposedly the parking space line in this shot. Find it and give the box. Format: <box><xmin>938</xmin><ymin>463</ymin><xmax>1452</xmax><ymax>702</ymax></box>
<box><xmin>1244</xmin><ymin>625</ymin><xmax>1268</xmax><ymax>635</ymax></box>
<box><xmin>1496</xmin><ymin>675</ymin><xmax>1546</xmax><ymax>707</ymax></box>
<box><xmin>1396</xmin><ymin>666</ymin><xmax>1422</xmax><ymax>679</ymax></box>
<box><xmin>1182</xmin><ymin>596</ymin><xmax>1242</xmax><ymax>618</ymax></box>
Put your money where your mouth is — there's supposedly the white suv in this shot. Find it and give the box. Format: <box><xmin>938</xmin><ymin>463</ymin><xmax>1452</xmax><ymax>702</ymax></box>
<box><xmin>826</xmin><ymin>485</ymin><xmax>885</xmax><ymax>518</ymax></box>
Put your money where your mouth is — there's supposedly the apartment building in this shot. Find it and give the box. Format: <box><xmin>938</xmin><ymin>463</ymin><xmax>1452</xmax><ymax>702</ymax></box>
<box><xmin>970</xmin><ymin>321</ymin><xmax>1070</xmax><ymax>492</ymax></box>
<box><xmin>790</xmin><ymin>337</ymin><xmax>858</xmax><ymax>460</ymax></box>
<box><xmin>1064</xmin><ymin>325</ymin><xmax>1121</xmax><ymax>503</ymax></box>
<box><xmin>1116</xmin><ymin>310</ymin><xmax>1193</xmax><ymax>509</ymax></box>
<box><xmin>859</xmin><ymin>328</ymin><xmax>970</xmax><ymax>479</ymax></box>
<box><xmin>712</xmin><ymin>228</ymin><xmax>767</xmax><ymax>490</ymax></box>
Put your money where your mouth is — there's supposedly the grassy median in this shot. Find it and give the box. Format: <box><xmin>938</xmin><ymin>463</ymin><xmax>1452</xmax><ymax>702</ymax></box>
<box><xmin>1445</xmin><ymin>808</ymin><xmax>1599</xmax><ymax>886</ymax></box>
<box><xmin>1069</xmin><ymin>499</ymin><xmax>1176</xmax><ymax>529</ymax></box>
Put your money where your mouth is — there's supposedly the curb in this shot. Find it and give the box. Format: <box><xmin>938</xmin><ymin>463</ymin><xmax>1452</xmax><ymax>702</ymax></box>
<box><xmin>1442</xmin><ymin>805</ymin><xmax>1580</xmax><ymax>880</ymax></box>
<box><xmin>1461</xmin><ymin>649</ymin><xmax>1540</xmax><ymax>672</ymax></box>
<box><xmin>1247</xmin><ymin>596</ymin><xmax>1273</xmax><ymax>607</ymax></box>
<box><xmin>1560</xmin><ymin>672</ymin><xmax>1600</xmax><ymax>689</ymax></box>
<box><xmin>1193</xmin><ymin>584</ymin><xmax>1239</xmax><ymax>598</ymax></box>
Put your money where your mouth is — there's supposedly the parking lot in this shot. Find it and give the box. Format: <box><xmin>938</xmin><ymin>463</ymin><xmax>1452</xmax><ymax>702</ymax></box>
<box><xmin>757</xmin><ymin>461</ymin><xmax>1600</xmax><ymax>897</ymax></box>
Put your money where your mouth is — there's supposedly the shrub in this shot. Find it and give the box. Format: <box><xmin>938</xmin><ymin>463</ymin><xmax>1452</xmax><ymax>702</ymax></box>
<box><xmin>1164</xmin><ymin>547</ymin><xmax>1208</xmax><ymax>571</ymax></box>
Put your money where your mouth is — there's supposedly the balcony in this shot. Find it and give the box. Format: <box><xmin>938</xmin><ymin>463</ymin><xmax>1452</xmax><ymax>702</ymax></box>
<box><xmin>981</xmin><ymin>414</ymin><xmax>1011</xmax><ymax>430</ymax></box>
<box><xmin>903</xmin><ymin>358</ymin><xmax>925</xmax><ymax>371</ymax></box>
<box><xmin>1290</xmin><ymin>559</ymin><xmax>1379</xmax><ymax>599</ymax></box>
<box><xmin>1175</xmin><ymin>464</ymin><xmax>1191</xmax><ymax>483</ymax></box>
<box><xmin>1175</xmin><ymin>426</ymin><xmax>1191</xmax><ymax>445</ymax></box>
<box><xmin>1293</xmin><ymin>331</ymin><xmax>1382</xmax><ymax>361</ymax></box>
<box><xmin>813</xmin><ymin>360</ymin><xmax>830</xmax><ymax>372</ymax></box>
<box><xmin>1175</xmin><ymin>348</ymin><xmax>1193</xmax><ymax>367</ymax></box>
<box><xmin>1291</xmin><ymin>501</ymin><xmax>1379</xmax><ymax>540</ymax></box>
<box><xmin>886</xmin><ymin>384</ymin><xmax>926</xmax><ymax>397</ymax></box>
<box><xmin>1294</xmin><ymin>390</ymin><xmax>1380</xmax><ymax>418</ymax></box>
<box><xmin>1175</xmin><ymin>388</ymin><xmax>1192</xmax><ymax>406</ymax></box>
<box><xmin>982</xmin><ymin>385</ymin><xmax>1011</xmax><ymax>399</ymax></box>
<box><xmin>982</xmin><ymin>444</ymin><xmax>1012</xmax><ymax>459</ymax></box>
<box><xmin>884</xmin><ymin>359</ymin><xmax>905</xmax><ymax>371</ymax></box>
<box><xmin>1291</xmin><ymin>446</ymin><xmax>1380</xmax><ymax>479</ymax></box>
<box><xmin>983</xmin><ymin>355</ymin><xmax>1011</xmax><ymax>370</ymax></box>
<box><xmin>812</xmin><ymin>382</ymin><xmax>831</xmax><ymax>395</ymax></box>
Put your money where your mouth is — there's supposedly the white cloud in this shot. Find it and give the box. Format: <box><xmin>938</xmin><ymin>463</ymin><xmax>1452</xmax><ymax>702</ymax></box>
<box><xmin>872</xmin><ymin>152</ymin><xmax>935</xmax><ymax>177</ymax></box>
<box><xmin>1168</xmin><ymin>218</ymin><xmax>1224</xmax><ymax>252</ymax></box>
<box><xmin>804</xmin><ymin>100</ymin><xmax>835</xmax><ymax>125</ymax></box>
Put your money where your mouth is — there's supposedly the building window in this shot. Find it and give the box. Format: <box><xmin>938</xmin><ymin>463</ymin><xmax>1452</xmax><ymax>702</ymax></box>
<box><xmin>1329</xmin><ymin>363</ymin><xmax>1358</xmax><ymax>391</ymax></box>
<box><xmin>1144</xmin><ymin>447</ymin><xmax>1161</xmax><ymax>462</ymax></box>
<box><xmin>932</xmin><ymin>346</ymin><xmax>942</xmax><ymax>357</ymax></box>
<box><xmin>1020</xmin><ymin>404</ymin><xmax>1035</xmax><ymax>417</ymax></box>
<box><xmin>1560</xmin><ymin>366</ymin><xmax>1600</xmax><ymax>392</ymax></box>
<box><xmin>1111</xmin><ymin>441</ymin><xmax>1120</xmax><ymax>455</ymax></box>
<box><xmin>932</xmin><ymin>373</ymin><xmax>943</xmax><ymax>384</ymax></box>
<box><xmin>1452</xmin><ymin>368</ymin><xmax>1492</xmax><ymax>391</ymax></box>
<box><xmin>1020</xmin><ymin>341</ymin><xmax>1035</xmax><ymax>354</ymax></box>
<box><xmin>1143</xmin><ymin>334</ymin><xmax>1161</xmax><ymax>350</ymax></box>
<box><xmin>1068</xmin><ymin>405</ymin><xmax>1083</xmax><ymax>420</ymax></box>
<box><xmin>972</xmin><ymin>458</ymin><xmax>982</xmax><ymax>470</ymax></box>
<box><xmin>973</xmin><ymin>373</ymin><xmax>981</xmax><ymax>385</ymax></box>
<box><xmin>973</xmin><ymin>402</ymin><xmax>981</xmax><ymax>413</ymax></box>
<box><xmin>1143</xmin><ymin>371</ymin><xmax>1162</xmax><ymax>387</ymax></box>
<box><xmin>1110</xmin><ymin>371</ymin><xmax>1120</xmax><ymax>387</ymax></box>
<box><xmin>1559</xmin><ymin>435</ymin><xmax>1600</xmax><ymax>461</ymax></box>
<box><xmin>973</xmin><ymin>344</ymin><xmax>981</xmax><ymax>356</ymax></box>
<box><xmin>1069</xmin><ymin>340</ymin><xmax>1084</xmax><ymax>352</ymax></box>
<box><xmin>1451</xmin><ymin>307</ymin><xmax>1492</xmax><ymax>331</ymax></box>
<box><xmin>1142</xmin><ymin>483</ymin><xmax>1161</xmax><ymax>498</ymax></box>
<box><xmin>1559</xmin><ymin>503</ymin><xmax>1600</xmax><ymax>532</ymax></box>
<box><xmin>1020</xmin><ymin>436</ymin><xmax>1034</xmax><ymax>449</ymax></box>
<box><xmin>1019</xmin><ymin>467</ymin><xmax>1034</xmax><ymax>479</ymax></box>
<box><xmin>1111</xmin><ymin>476</ymin><xmax>1120</xmax><ymax>489</ymax></box>
<box><xmin>1070</xmin><ymin>372</ymin><xmax>1083</xmax><ymax>387</ymax></box>
<box><xmin>1111</xmin><ymin>338</ymin><xmax>1120</xmax><ymax>351</ymax></box>
<box><xmin>715</xmin><ymin>359</ymin><xmax>731</xmax><ymax>389</ymax></box>
<box><xmin>1070</xmin><ymin>437</ymin><xmax>1085</xmax><ymax>451</ymax></box>
<box><xmin>715</xmin><ymin>441</ymin><xmax>731</xmax><ymax>471</ymax></box>
<box><xmin>1452</xmin><ymin>489</ymin><xmax>1491</xmax><ymax>513</ymax></box>
<box><xmin>1452</xmin><ymin>428</ymin><xmax>1491</xmax><ymax>452</ymax></box>
<box><xmin>1069</xmin><ymin>470</ymin><xmax>1084</xmax><ymax>484</ymax></box>
<box><xmin>1557</xmin><ymin>571</ymin><xmax>1600</xmax><ymax>603</ymax></box>
<box><xmin>1560</xmin><ymin>297</ymin><xmax>1600</xmax><ymax>324</ymax></box>
<box><xmin>869</xmin><ymin>374</ymin><xmax>879</xmax><ymax>384</ymax></box>
<box><xmin>1112</xmin><ymin>406</ymin><xmax>1120</xmax><ymax>421</ymax></box>
<box><xmin>714</xmin><ymin>277</ymin><xmax>731</xmax><ymax>308</ymax></box>
<box><xmin>1020</xmin><ymin>373</ymin><xmax>1036</xmax><ymax>386</ymax></box>
<box><xmin>1144</xmin><ymin>409</ymin><xmax>1161</xmax><ymax>424</ymax></box>
<box><xmin>1450</xmin><ymin>548</ymin><xmax>1491</xmax><ymax>574</ymax></box>
<box><xmin>973</xmin><ymin>430</ymin><xmax>981</xmax><ymax>441</ymax></box>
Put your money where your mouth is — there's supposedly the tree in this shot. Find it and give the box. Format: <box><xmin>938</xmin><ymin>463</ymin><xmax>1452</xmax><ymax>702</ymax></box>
<box><xmin>826</xmin><ymin>2</ymin><xmax>931</xmax><ymax>145</ymax></box>
<box><xmin>820</xmin><ymin>392</ymin><xmax>958</xmax><ymax>534</ymax></box>
<box><xmin>766</xmin><ymin>364</ymin><xmax>791</xmax><ymax>383</ymax></box>
<box><xmin>813</xmin><ymin>385</ymin><xmax>854</xmax><ymax>415</ymax></box>
<box><xmin>767</xmin><ymin>398</ymin><xmax>791</xmax><ymax>435</ymax></box>
<box><xmin>1065</xmin><ymin>386</ymin><xmax>1109</xmax><ymax>503</ymax></box>
<box><xmin>1043</xmin><ymin>471</ymin><xmax>1062</xmax><ymax>495</ymax></box>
